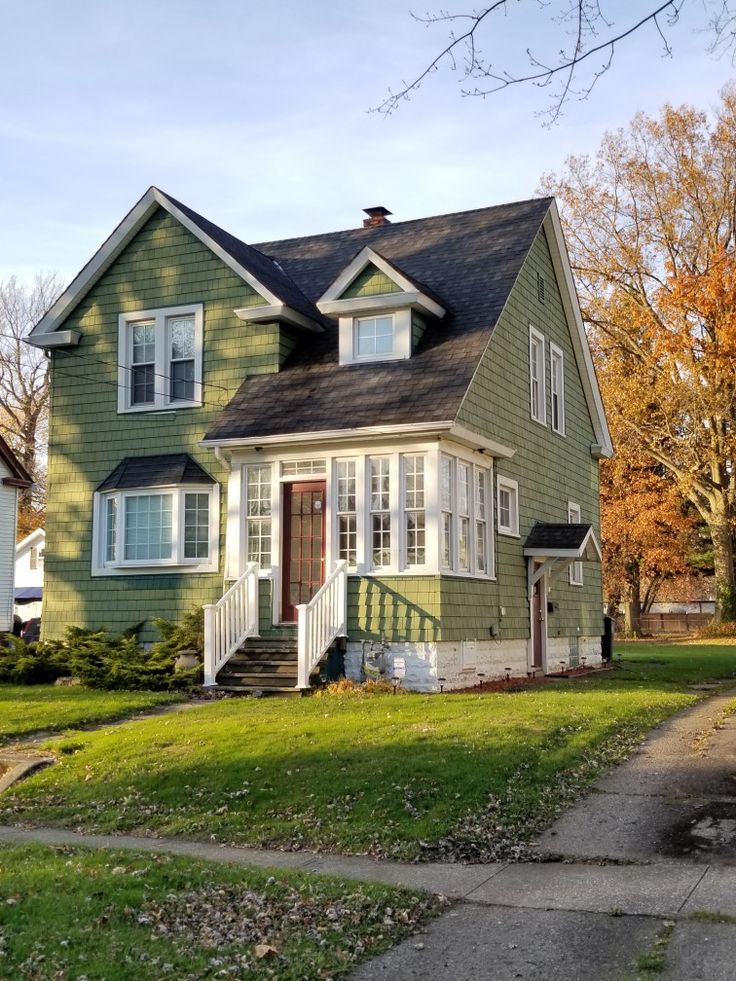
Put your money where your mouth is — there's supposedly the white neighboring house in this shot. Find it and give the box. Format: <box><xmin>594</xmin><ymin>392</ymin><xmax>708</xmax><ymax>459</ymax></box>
<box><xmin>14</xmin><ymin>527</ymin><xmax>45</xmax><ymax>621</ymax></box>
<box><xmin>0</xmin><ymin>435</ymin><xmax>33</xmax><ymax>633</ymax></box>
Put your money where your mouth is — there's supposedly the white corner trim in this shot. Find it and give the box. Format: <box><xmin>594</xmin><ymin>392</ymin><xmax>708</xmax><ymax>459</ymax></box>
<box><xmin>233</xmin><ymin>303</ymin><xmax>323</xmax><ymax>333</ymax></box>
<box><xmin>27</xmin><ymin>186</ymin><xmax>290</xmax><ymax>340</ymax></box>
<box><xmin>543</xmin><ymin>204</ymin><xmax>613</xmax><ymax>458</ymax></box>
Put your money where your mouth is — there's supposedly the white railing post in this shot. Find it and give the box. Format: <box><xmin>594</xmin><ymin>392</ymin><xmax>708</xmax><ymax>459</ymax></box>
<box><xmin>203</xmin><ymin>603</ymin><xmax>216</xmax><ymax>686</ymax></box>
<box><xmin>297</xmin><ymin>604</ymin><xmax>309</xmax><ymax>689</ymax></box>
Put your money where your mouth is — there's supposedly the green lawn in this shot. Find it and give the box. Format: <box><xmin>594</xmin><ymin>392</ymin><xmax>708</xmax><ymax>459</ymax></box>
<box><xmin>0</xmin><ymin>685</ymin><xmax>182</xmax><ymax>745</ymax></box>
<box><xmin>0</xmin><ymin>843</ymin><xmax>438</xmax><ymax>980</ymax></box>
<box><xmin>2</xmin><ymin>641</ymin><xmax>735</xmax><ymax>862</ymax></box>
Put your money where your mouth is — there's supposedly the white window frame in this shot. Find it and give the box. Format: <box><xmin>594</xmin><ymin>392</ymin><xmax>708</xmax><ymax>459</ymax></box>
<box><xmin>335</xmin><ymin>458</ymin><xmax>358</xmax><ymax>569</ymax></box>
<box><xmin>245</xmin><ymin>464</ymin><xmax>274</xmax><ymax>570</ymax></box>
<box><xmin>92</xmin><ymin>483</ymin><xmax>219</xmax><ymax>575</ymax></box>
<box><xmin>401</xmin><ymin>453</ymin><xmax>427</xmax><ymax>570</ymax></box>
<box><xmin>550</xmin><ymin>342</ymin><xmax>566</xmax><ymax>436</ymax></box>
<box><xmin>529</xmin><ymin>325</ymin><xmax>546</xmax><ymax>425</ymax></box>
<box><xmin>117</xmin><ymin>304</ymin><xmax>203</xmax><ymax>413</ymax></box>
<box><xmin>497</xmin><ymin>476</ymin><xmax>519</xmax><ymax>537</ymax></box>
<box><xmin>568</xmin><ymin>501</ymin><xmax>584</xmax><ymax>586</ymax></box>
<box><xmin>338</xmin><ymin>308</ymin><xmax>412</xmax><ymax>366</ymax></box>
<box><xmin>440</xmin><ymin>454</ymin><xmax>454</xmax><ymax>571</ymax></box>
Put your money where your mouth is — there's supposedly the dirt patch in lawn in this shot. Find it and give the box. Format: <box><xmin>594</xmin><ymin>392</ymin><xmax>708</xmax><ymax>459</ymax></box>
<box><xmin>450</xmin><ymin>664</ymin><xmax>614</xmax><ymax>695</ymax></box>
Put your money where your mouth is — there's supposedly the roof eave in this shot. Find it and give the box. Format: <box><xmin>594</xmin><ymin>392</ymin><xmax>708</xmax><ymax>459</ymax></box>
<box><xmin>234</xmin><ymin>304</ymin><xmax>324</xmax><ymax>333</ymax></box>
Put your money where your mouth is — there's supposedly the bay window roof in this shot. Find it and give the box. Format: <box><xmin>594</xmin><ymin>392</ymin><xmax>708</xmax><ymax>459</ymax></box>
<box><xmin>97</xmin><ymin>454</ymin><xmax>215</xmax><ymax>492</ymax></box>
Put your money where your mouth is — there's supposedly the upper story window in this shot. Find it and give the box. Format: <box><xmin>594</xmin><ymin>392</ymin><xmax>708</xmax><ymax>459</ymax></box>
<box><xmin>529</xmin><ymin>325</ymin><xmax>546</xmax><ymax>425</ymax></box>
<box><xmin>118</xmin><ymin>304</ymin><xmax>203</xmax><ymax>413</ymax></box>
<box><xmin>550</xmin><ymin>343</ymin><xmax>565</xmax><ymax>435</ymax></box>
<box><xmin>29</xmin><ymin>545</ymin><xmax>44</xmax><ymax>571</ymax></box>
<box><xmin>497</xmin><ymin>476</ymin><xmax>519</xmax><ymax>537</ymax></box>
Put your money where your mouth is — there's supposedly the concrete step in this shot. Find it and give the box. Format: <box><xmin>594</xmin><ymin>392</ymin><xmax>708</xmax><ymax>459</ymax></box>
<box><xmin>217</xmin><ymin>673</ymin><xmax>299</xmax><ymax>689</ymax></box>
<box><xmin>221</xmin><ymin>661</ymin><xmax>297</xmax><ymax>677</ymax></box>
<box><xmin>228</xmin><ymin>651</ymin><xmax>297</xmax><ymax>666</ymax></box>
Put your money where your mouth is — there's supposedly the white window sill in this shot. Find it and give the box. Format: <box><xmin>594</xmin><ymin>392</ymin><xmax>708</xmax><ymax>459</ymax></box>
<box><xmin>92</xmin><ymin>561</ymin><xmax>218</xmax><ymax>577</ymax></box>
<box><xmin>497</xmin><ymin>529</ymin><xmax>520</xmax><ymax>538</ymax></box>
<box><xmin>117</xmin><ymin>401</ymin><xmax>201</xmax><ymax>415</ymax></box>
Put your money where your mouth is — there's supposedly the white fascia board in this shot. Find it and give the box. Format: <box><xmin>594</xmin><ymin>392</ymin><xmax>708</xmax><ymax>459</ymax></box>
<box><xmin>201</xmin><ymin>420</ymin><xmax>458</xmax><ymax>451</ymax></box>
<box><xmin>319</xmin><ymin>247</ymin><xmax>415</xmax><ymax>302</ymax></box>
<box><xmin>446</xmin><ymin>423</ymin><xmax>515</xmax><ymax>459</ymax></box>
<box><xmin>233</xmin><ymin>303</ymin><xmax>323</xmax><ymax>333</ymax></box>
<box><xmin>27</xmin><ymin>187</ymin><xmax>284</xmax><ymax>341</ymax></box>
<box><xmin>15</xmin><ymin>528</ymin><xmax>45</xmax><ymax>557</ymax></box>
<box><xmin>25</xmin><ymin>329</ymin><xmax>81</xmax><ymax>349</ymax></box>
<box><xmin>543</xmin><ymin>204</ymin><xmax>613</xmax><ymax>459</ymax></box>
<box><xmin>523</xmin><ymin>528</ymin><xmax>602</xmax><ymax>562</ymax></box>
<box><xmin>319</xmin><ymin>293</ymin><xmax>444</xmax><ymax>319</ymax></box>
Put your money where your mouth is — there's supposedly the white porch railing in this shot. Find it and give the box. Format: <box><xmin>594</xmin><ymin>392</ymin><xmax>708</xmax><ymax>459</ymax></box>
<box><xmin>296</xmin><ymin>560</ymin><xmax>348</xmax><ymax>689</ymax></box>
<box><xmin>203</xmin><ymin>562</ymin><xmax>259</xmax><ymax>686</ymax></box>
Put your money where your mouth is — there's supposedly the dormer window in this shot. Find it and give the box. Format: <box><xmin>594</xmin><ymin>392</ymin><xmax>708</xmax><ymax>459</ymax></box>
<box><xmin>317</xmin><ymin>247</ymin><xmax>446</xmax><ymax>367</ymax></box>
<box><xmin>355</xmin><ymin>315</ymin><xmax>395</xmax><ymax>358</ymax></box>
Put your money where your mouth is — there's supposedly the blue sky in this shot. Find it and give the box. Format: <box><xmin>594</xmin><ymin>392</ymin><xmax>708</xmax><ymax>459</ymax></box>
<box><xmin>2</xmin><ymin>0</ymin><xmax>735</xmax><ymax>283</ymax></box>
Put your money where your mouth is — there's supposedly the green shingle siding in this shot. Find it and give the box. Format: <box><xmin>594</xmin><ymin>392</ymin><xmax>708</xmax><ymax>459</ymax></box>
<box><xmin>342</xmin><ymin>264</ymin><xmax>402</xmax><ymax>298</ymax></box>
<box><xmin>43</xmin><ymin>209</ymin><xmax>289</xmax><ymax>642</ymax></box>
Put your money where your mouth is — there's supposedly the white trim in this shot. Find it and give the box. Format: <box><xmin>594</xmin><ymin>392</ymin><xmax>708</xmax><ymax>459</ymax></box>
<box><xmin>568</xmin><ymin>501</ymin><xmax>584</xmax><ymax>585</ymax></box>
<box><xmin>317</xmin><ymin>246</ymin><xmax>446</xmax><ymax>320</ymax></box>
<box><xmin>497</xmin><ymin>476</ymin><xmax>520</xmax><ymax>537</ymax></box>
<box><xmin>339</xmin><ymin>309</ymin><xmax>412</xmax><ymax>366</ymax></box>
<box><xmin>233</xmin><ymin>303</ymin><xmax>322</xmax><ymax>333</ymax></box>
<box><xmin>542</xmin><ymin>204</ymin><xmax>613</xmax><ymax>458</ymax></box>
<box><xmin>550</xmin><ymin>341</ymin><xmax>566</xmax><ymax>436</ymax></box>
<box><xmin>529</xmin><ymin>324</ymin><xmax>546</xmax><ymax>425</ymax></box>
<box><xmin>201</xmin><ymin>420</ymin><xmax>516</xmax><ymax>458</ymax></box>
<box><xmin>117</xmin><ymin>303</ymin><xmax>203</xmax><ymax>413</ymax></box>
<box><xmin>91</xmin><ymin>482</ymin><xmax>219</xmax><ymax>576</ymax></box>
<box><xmin>26</xmin><ymin>329</ymin><xmax>81</xmax><ymax>350</ymax></box>
<box><xmin>27</xmin><ymin>187</ymin><xmax>289</xmax><ymax>342</ymax></box>
<box><xmin>528</xmin><ymin>562</ymin><xmax>548</xmax><ymax>673</ymax></box>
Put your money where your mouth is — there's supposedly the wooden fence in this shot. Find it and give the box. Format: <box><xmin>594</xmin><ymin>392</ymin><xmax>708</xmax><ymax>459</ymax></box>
<box><xmin>638</xmin><ymin>612</ymin><xmax>711</xmax><ymax>635</ymax></box>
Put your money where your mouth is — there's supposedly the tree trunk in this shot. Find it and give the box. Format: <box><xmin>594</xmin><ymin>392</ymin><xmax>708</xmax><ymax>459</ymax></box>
<box><xmin>709</xmin><ymin>509</ymin><xmax>736</xmax><ymax>622</ymax></box>
<box><xmin>623</xmin><ymin>562</ymin><xmax>641</xmax><ymax>635</ymax></box>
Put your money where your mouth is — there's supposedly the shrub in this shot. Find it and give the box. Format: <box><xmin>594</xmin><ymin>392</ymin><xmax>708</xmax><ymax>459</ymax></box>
<box><xmin>0</xmin><ymin>634</ymin><xmax>68</xmax><ymax>685</ymax></box>
<box><xmin>693</xmin><ymin>619</ymin><xmax>736</xmax><ymax>639</ymax></box>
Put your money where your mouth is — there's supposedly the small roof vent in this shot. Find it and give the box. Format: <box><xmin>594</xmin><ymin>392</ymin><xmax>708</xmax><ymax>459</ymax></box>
<box><xmin>363</xmin><ymin>206</ymin><xmax>392</xmax><ymax>228</ymax></box>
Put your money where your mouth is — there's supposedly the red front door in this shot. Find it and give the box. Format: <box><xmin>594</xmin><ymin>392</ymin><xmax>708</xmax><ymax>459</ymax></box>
<box><xmin>281</xmin><ymin>481</ymin><xmax>326</xmax><ymax>622</ymax></box>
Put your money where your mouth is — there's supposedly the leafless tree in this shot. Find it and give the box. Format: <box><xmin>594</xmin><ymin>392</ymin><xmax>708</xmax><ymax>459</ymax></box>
<box><xmin>376</xmin><ymin>1</ymin><xmax>736</xmax><ymax>124</ymax></box>
<box><xmin>0</xmin><ymin>274</ymin><xmax>61</xmax><ymax>533</ymax></box>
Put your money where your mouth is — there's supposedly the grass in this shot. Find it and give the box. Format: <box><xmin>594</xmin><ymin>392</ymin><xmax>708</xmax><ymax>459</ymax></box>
<box><xmin>0</xmin><ymin>685</ymin><xmax>182</xmax><ymax>745</ymax></box>
<box><xmin>0</xmin><ymin>843</ymin><xmax>438</xmax><ymax>980</ymax></box>
<box><xmin>2</xmin><ymin>641</ymin><xmax>735</xmax><ymax>861</ymax></box>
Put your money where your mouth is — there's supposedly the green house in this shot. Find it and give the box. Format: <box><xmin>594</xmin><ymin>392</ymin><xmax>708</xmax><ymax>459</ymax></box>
<box><xmin>27</xmin><ymin>189</ymin><xmax>612</xmax><ymax>691</ymax></box>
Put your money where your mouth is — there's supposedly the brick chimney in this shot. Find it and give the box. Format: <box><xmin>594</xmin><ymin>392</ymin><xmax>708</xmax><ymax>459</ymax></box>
<box><xmin>363</xmin><ymin>206</ymin><xmax>392</xmax><ymax>228</ymax></box>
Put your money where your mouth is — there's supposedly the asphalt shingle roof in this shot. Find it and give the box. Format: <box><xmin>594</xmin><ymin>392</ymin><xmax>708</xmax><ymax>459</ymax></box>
<box><xmin>97</xmin><ymin>454</ymin><xmax>215</xmax><ymax>491</ymax></box>
<box><xmin>523</xmin><ymin>524</ymin><xmax>594</xmax><ymax>552</ymax></box>
<box><xmin>202</xmin><ymin>197</ymin><xmax>553</xmax><ymax>443</ymax></box>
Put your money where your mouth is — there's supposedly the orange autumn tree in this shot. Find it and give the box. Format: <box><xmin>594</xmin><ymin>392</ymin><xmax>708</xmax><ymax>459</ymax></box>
<box><xmin>542</xmin><ymin>86</ymin><xmax>736</xmax><ymax>619</ymax></box>
<box><xmin>601</xmin><ymin>441</ymin><xmax>698</xmax><ymax>635</ymax></box>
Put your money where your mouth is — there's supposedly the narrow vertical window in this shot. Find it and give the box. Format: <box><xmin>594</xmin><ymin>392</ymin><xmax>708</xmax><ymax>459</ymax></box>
<box><xmin>336</xmin><ymin>459</ymin><xmax>357</xmax><ymax>567</ymax></box>
<box><xmin>131</xmin><ymin>321</ymin><xmax>156</xmax><ymax>406</ymax></box>
<box><xmin>246</xmin><ymin>465</ymin><xmax>272</xmax><ymax>567</ymax></box>
<box><xmin>169</xmin><ymin>315</ymin><xmax>196</xmax><ymax>403</ymax></box>
<box><xmin>440</xmin><ymin>455</ymin><xmax>454</xmax><ymax>569</ymax></box>
<box><xmin>474</xmin><ymin>467</ymin><xmax>488</xmax><ymax>574</ymax></box>
<box><xmin>497</xmin><ymin>477</ymin><xmax>519</xmax><ymax>536</ymax></box>
<box><xmin>105</xmin><ymin>497</ymin><xmax>117</xmax><ymax>563</ymax></box>
<box><xmin>529</xmin><ymin>326</ymin><xmax>546</xmax><ymax>424</ymax></box>
<box><xmin>369</xmin><ymin>457</ymin><xmax>391</xmax><ymax>569</ymax></box>
<box><xmin>458</xmin><ymin>462</ymin><xmax>470</xmax><ymax>572</ymax></box>
<box><xmin>183</xmin><ymin>492</ymin><xmax>210</xmax><ymax>559</ymax></box>
<box><xmin>403</xmin><ymin>454</ymin><xmax>426</xmax><ymax>566</ymax></box>
<box><xmin>568</xmin><ymin>502</ymin><xmax>583</xmax><ymax>585</ymax></box>
<box><xmin>551</xmin><ymin>343</ymin><xmax>565</xmax><ymax>435</ymax></box>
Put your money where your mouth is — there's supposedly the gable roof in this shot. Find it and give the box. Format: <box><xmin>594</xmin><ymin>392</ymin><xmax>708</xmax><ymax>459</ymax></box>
<box><xmin>15</xmin><ymin>528</ymin><xmax>45</xmax><ymax>556</ymax></box>
<box><xmin>523</xmin><ymin>523</ymin><xmax>602</xmax><ymax>561</ymax></box>
<box><xmin>0</xmin><ymin>434</ymin><xmax>33</xmax><ymax>488</ymax></box>
<box><xmin>204</xmin><ymin>197</ymin><xmax>558</xmax><ymax>445</ymax></box>
<box><xmin>26</xmin><ymin>187</ymin><xmax>324</xmax><ymax>347</ymax></box>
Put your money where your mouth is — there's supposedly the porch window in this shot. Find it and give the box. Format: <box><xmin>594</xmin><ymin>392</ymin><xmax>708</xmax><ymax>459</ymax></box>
<box><xmin>474</xmin><ymin>466</ymin><xmax>490</xmax><ymax>574</ymax></box>
<box><xmin>403</xmin><ymin>454</ymin><xmax>426</xmax><ymax>566</ymax></box>
<box><xmin>440</xmin><ymin>455</ymin><xmax>453</xmax><ymax>568</ymax></box>
<box><xmin>568</xmin><ymin>501</ymin><xmax>584</xmax><ymax>585</ymax></box>
<box><xmin>336</xmin><ymin>459</ymin><xmax>357</xmax><ymax>567</ymax></box>
<box><xmin>369</xmin><ymin>457</ymin><xmax>391</xmax><ymax>569</ymax></box>
<box><xmin>246</xmin><ymin>465</ymin><xmax>272</xmax><ymax>567</ymax></box>
<box><xmin>458</xmin><ymin>462</ymin><xmax>471</xmax><ymax>572</ymax></box>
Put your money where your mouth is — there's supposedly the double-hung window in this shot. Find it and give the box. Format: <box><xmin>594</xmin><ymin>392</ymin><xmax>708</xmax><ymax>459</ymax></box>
<box><xmin>369</xmin><ymin>457</ymin><xmax>391</xmax><ymax>569</ymax></box>
<box><xmin>568</xmin><ymin>502</ymin><xmax>584</xmax><ymax>585</ymax></box>
<box><xmin>403</xmin><ymin>454</ymin><xmax>426</xmax><ymax>567</ymax></box>
<box><xmin>497</xmin><ymin>477</ymin><xmax>519</xmax><ymax>536</ymax></box>
<box><xmin>475</xmin><ymin>466</ymin><xmax>491</xmax><ymax>575</ymax></box>
<box><xmin>550</xmin><ymin>343</ymin><xmax>565</xmax><ymax>435</ymax></box>
<box><xmin>336</xmin><ymin>459</ymin><xmax>358</xmax><ymax>567</ymax></box>
<box><xmin>440</xmin><ymin>455</ymin><xmax>454</xmax><ymax>569</ymax></box>
<box><xmin>529</xmin><ymin>325</ymin><xmax>546</xmax><ymax>424</ymax></box>
<box><xmin>246</xmin><ymin>465</ymin><xmax>273</xmax><ymax>568</ymax></box>
<box><xmin>457</xmin><ymin>462</ymin><xmax>471</xmax><ymax>572</ymax></box>
<box><xmin>118</xmin><ymin>304</ymin><xmax>203</xmax><ymax>412</ymax></box>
